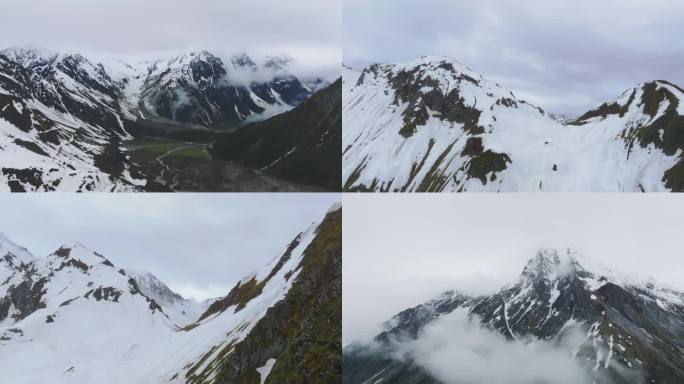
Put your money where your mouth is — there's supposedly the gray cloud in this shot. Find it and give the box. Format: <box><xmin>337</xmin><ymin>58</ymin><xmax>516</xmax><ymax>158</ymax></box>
<box><xmin>0</xmin><ymin>193</ymin><xmax>339</xmax><ymax>300</ymax></box>
<box><xmin>0</xmin><ymin>0</ymin><xmax>341</xmax><ymax>81</ymax></box>
<box><xmin>343</xmin><ymin>194</ymin><xmax>684</xmax><ymax>345</ymax></box>
<box><xmin>343</xmin><ymin>0</ymin><xmax>684</xmax><ymax>115</ymax></box>
<box><xmin>396</xmin><ymin>311</ymin><xmax>589</xmax><ymax>383</ymax></box>
<box><xmin>389</xmin><ymin>310</ymin><xmax>619</xmax><ymax>384</ymax></box>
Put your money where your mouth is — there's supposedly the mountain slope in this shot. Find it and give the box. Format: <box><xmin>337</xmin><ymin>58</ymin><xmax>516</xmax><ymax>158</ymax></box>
<box><xmin>198</xmin><ymin>204</ymin><xmax>342</xmax><ymax>384</ymax></box>
<box><xmin>0</xmin><ymin>47</ymin><xmax>144</xmax><ymax>191</ymax></box>
<box><xmin>0</xmin><ymin>204</ymin><xmax>342</xmax><ymax>383</ymax></box>
<box><xmin>343</xmin><ymin>249</ymin><xmax>684</xmax><ymax>384</ymax></box>
<box><xmin>211</xmin><ymin>79</ymin><xmax>342</xmax><ymax>191</ymax></box>
<box><xmin>343</xmin><ymin>57</ymin><xmax>684</xmax><ymax>192</ymax></box>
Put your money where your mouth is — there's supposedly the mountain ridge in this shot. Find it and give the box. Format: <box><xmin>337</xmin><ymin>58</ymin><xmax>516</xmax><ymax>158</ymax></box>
<box><xmin>343</xmin><ymin>56</ymin><xmax>684</xmax><ymax>192</ymax></box>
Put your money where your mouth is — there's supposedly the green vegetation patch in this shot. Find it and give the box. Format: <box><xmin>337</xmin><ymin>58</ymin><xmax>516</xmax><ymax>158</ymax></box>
<box><xmin>210</xmin><ymin>209</ymin><xmax>342</xmax><ymax>384</ymax></box>
<box><xmin>167</xmin><ymin>146</ymin><xmax>211</xmax><ymax>160</ymax></box>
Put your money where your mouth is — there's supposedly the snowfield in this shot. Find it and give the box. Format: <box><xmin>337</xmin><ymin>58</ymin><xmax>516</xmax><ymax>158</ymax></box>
<box><xmin>343</xmin><ymin>56</ymin><xmax>684</xmax><ymax>192</ymax></box>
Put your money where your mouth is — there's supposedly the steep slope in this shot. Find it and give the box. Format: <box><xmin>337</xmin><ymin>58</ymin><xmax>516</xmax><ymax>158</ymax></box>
<box><xmin>0</xmin><ymin>204</ymin><xmax>342</xmax><ymax>384</ymax></box>
<box><xmin>211</xmin><ymin>79</ymin><xmax>342</xmax><ymax>191</ymax></box>
<box><xmin>343</xmin><ymin>249</ymin><xmax>684</xmax><ymax>384</ymax></box>
<box><xmin>179</xmin><ymin>204</ymin><xmax>342</xmax><ymax>384</ymax></box>
<box><xmin>343</xmin><ymin>57</ymin><xmax>684</xmax><ymax>192</ymax></box>
<box><xmin>568</xmin><ymin>80</ymin><xmax>684</xmax><ymax>191</ymax></box>
<box><xmin>0</xmin><ymin>47</ymin><xmax>144</xmax><ymax>191</ymax></box>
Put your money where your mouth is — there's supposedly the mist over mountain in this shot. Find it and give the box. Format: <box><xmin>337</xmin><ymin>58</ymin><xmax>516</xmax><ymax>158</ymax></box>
<box><xmin>343</xmin><ymin>248</ymin><xmax>684</xmax><ymax>384</ymax></box>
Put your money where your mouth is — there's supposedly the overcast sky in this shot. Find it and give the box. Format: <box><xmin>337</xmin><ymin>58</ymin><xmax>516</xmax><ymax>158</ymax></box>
<box><xmin>343</xmin><ymin>193</ymin><xmax>684</xmax><ymax>346</ymax></box>
<box><xmin>344</xmin><ymin>0</ymin><xmax>684</xmax><ymax>115</ymax></box>
<box><xmin>0</xmin><ymin>0</ymin><xmax>340</xmax><ymax>80</ymax></box>
<box><xmin>0</xmin><ymin>193</ymin><xmax>339</xmax><ymax>301</ymax></box>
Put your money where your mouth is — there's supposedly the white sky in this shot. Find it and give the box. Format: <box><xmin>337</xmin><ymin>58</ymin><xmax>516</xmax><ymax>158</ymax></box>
<box><xmin>0</xmin><ymin>193</ymin><xmax>339</xmax><ymax>301</ymax></box>
<box><xmin>343</xmin><ymin>0</ymin><xmax>684</xmax><ymax>115</ymax></box>
<box><xmin>343</xmin><ymin>193</ymin><xmax>684</xmax><ymax>345</ymax></box>
<box><xmin>0</xmin><ymin>0</ymin><xmax>341</xmax><ymax>81</ymax></box>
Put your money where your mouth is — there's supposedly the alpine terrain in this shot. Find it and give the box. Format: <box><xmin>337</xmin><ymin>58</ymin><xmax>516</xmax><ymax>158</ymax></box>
<box><xmin>342</xmin><ymin>248</ymin><xmax>684</xmax><ymax>384</ymax></box>
<box><xmin>343</xmin><ymin>56</ymin><xmax>684</xmax><ymax>192</ymax></box>
<box><xmin>0</xmin><ymin>47</ymin><xmax>339</xmax><ymax>191</ymax></box>
<box><xmin>0</xmin><ymin>204</ymin><xmax>342</xmax><ymax>383</ymax></box>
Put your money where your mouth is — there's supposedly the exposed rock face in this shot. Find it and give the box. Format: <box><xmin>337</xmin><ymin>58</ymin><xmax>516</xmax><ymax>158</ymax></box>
<box><xmin>343</xmin><ymin>56</ymin><xmax>684</xmax><ymax>192</ymax></box>
<box><xmin>343</xmin><ymin>249</ymin><xmax>684</xmax><ymax>384</ymax></box>
<box><xmin>0</xmin><ymin>278</ymin><xmax>47</xmax><ymax>323</ymax></box>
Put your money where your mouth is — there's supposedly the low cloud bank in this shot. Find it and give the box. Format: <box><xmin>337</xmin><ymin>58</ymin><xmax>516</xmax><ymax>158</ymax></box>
<box><xmin>392</xmin><ymin>310</ymin><xmax>592</xmax><ymax>384</ymax></box>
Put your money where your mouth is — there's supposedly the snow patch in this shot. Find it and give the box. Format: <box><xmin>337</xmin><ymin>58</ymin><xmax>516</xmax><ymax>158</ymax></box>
<box><xmin>257</xmin><ymin>358</ymin><xmax>277</xmax><ymax>384</ymax></box>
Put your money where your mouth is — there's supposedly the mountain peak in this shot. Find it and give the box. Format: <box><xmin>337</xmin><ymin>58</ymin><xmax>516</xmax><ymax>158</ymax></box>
<box><xmin>168</xmin><ymin>50</ymin><xmax>221</xmax><ymax>67</ymax></box>
<box><xmin>0</xmin><ymin>232</ymin><xmax>35</xmax><ymax>264</ymax></box>
<box><xmin>50</xmin><ymin>242</ymin><xmax>116</xmax><ymax>270</ymax></box>
<box><xmin>521</xmin><ymin>248</ymin><xmax>582</xmax><ymax>282</ymax></box>
<box><xmin>264</xmin><ymin>54</ymin><xmax>293</xmax><ymax>71</ymax></box>
<box><xmin>230</xmin><ymin>52</ymin><xmax>257</xmax><ymax>70</ymax></box>
<box><xmin>126</xmin><ymin>269</ymin><xmax>185</xmax><ymax>304</ymax></box>
<box><xmin>61</xmin><ymin>240</ymin><xmax>92</xmax><ymax>252</ymax></box>
<box><xmin>396</xmin><ymin>55</ymin><xmax>480</xmax><ymax>78</ymax></box>
<box><xmin>411</xmin><ymin>55</ymin><xmax>467</xmax><ymax>66</ymax></box>
<box><xmin>0</xmin><ymin>46</ymin><xmax>59</xmax><ymax>67</ymax></box>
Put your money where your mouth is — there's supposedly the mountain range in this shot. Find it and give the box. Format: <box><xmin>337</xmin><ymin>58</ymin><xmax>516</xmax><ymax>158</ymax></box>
<box><xmin>0</xmin><ymin>47</ymin><xmax>338</xmax><ymax>191</ymax></box>
<box><xmin>342</xmin><ymin>248</ymin><xmax>684</xmax><ymax>383</ymax></box>
<box><xmin>0</xmin><ymin>204</ymin><xmax>342</xmax><ymax>383</ymax></box>
<box><xmin>342</xmin><ymin>56</ymin><xmax>684</xmax><ymax>192</ymax></box>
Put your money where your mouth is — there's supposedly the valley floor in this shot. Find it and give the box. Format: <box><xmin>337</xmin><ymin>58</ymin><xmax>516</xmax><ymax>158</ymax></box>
<box><xmin>124</xmin><ymin>138</ymin><xmax>324</xmax><ymax>192</ymax></box>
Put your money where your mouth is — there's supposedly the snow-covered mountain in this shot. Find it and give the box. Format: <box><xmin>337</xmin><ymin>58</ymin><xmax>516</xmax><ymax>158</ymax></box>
<box><xmin>343</xmin><ymin>56</ymin><xmax>684</xmax><ymax>191</ymax></box>
<box><xmin>342</xmin><ymin>248</ymin><xmax>684</xmax><ymax>383</ymax></box>
<box><xmin>107</xmin><ymin>51</ymin><xmax>312</xmax><ymax>127</ymax></box>
<box><xmin>0</xmin><ymin>204</ymin><xmax>342</xmax><ymax>383</ymax></box>
<box><xmin>0</xmin><ymin>47</ymin><xmax>314</xmax><ymax>191</ymax></box>
<box><xmin>0</xmin><ymin>47</ymin><xmax>144</xmax><ymax>191</ymax></box>
<box><xmin>124</xmin><ymin>269</ymin><xmax>211</xmax><ymax>325</ymax></box>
